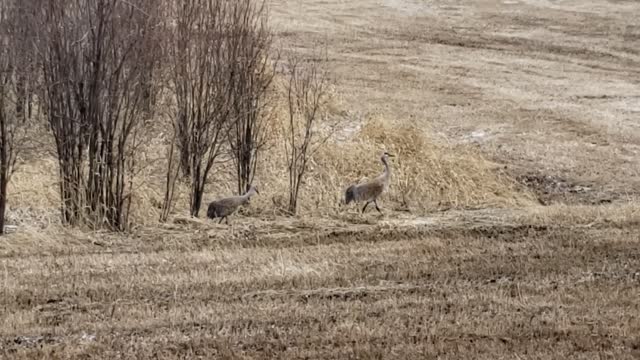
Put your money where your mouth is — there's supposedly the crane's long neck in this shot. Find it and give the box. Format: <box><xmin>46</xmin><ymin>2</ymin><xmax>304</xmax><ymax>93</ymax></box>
<box><xmin>241</xmin><ymin>189</ymin><xmax>255</xmax><ymax>203</ymax></box>
<box><xmin>382</xmin><ymin>157</ymin><xmax>391</xmax><ymax>181</ymax></box>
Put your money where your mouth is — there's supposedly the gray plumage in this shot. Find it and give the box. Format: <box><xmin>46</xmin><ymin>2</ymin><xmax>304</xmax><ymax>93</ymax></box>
<box><xmin>344</xmin><ymin>151</ymin><xmax>394</xmax><ymax>213</ymax></box>
<box><xmin>207</xmin><ymin>186</ymin><xmax>259</xmax><ymax>224</ymax></box>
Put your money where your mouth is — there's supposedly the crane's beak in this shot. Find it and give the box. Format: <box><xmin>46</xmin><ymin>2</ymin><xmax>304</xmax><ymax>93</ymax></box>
<box><xmin>388</xmin><ymin>153</ymin><xmax>395</xmax><ymax>157</ymax></box>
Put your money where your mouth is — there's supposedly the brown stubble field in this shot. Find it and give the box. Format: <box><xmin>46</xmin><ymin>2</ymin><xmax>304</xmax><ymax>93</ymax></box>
<box><xmin>3</xmin><ymin>0</ymin><xmax>640</xmax><ymax>358</ymax></box>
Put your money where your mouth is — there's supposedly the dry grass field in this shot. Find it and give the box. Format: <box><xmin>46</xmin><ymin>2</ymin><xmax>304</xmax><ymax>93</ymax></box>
<box><xmin>2</xmin><ymin>0</ymin><xmax>640</xmax><ymax>358</ymax></box>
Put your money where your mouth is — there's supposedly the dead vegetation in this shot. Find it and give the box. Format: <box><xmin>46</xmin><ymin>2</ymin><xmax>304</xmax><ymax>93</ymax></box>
<box><xmin>0</xmin><ymin>1</ymin><xmax>34</xmax><ymax>235</ymax></box>
<box><xmin>1</xmin><ymin>0</ymin><xmax>640</xmax><ymax>358</ymax></box>
<box><xmin>33</xmin><ymin>0</ymin><xmax>160</xmax><ymax>230</ymax></box>
<box><xmin>1</xmin><ymin>209</ymin><xmax>640</xmax><ymax>358</ymax></box>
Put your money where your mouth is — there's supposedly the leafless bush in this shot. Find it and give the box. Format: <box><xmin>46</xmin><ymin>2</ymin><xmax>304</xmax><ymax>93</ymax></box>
<box><xmin>159</xmin><ymin>131</ymin><xmax>182</xmax><ymax>223</ymax></box>
<box><xmin>282</xmin><ymin>51</ymin><xmax>335</xmax><ymax>215</ymax></box>
<box><xmin>226</xmin><ymin>0</ymin><xmax>277</xmax><ymax>195</ymax></box>
<box><xmin>0</xmin><ymin>1</ymin><xmax>35</xmax><ymax>234</ymax></box>
<box><xmin>33</xmin><ymin>0</ymin><xmax>160</xmax><ymax>230</ymax></box>
<box><xmin>7</xmin><ymin>3</ymin><xmax>35</xmax><ymax>123</ymax></box>
<box><xmin>167</xmin><ymin>0</ymin><xmax>239</xmax><ymax>217</ymax></box>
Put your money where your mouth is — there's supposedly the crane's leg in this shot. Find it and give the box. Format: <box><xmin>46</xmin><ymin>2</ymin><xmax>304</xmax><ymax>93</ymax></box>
<box><xmin>374</xmin><ymin>200</ymin><xmax>383</xmax><ymax>214</ymax></box>
<box><xmin>217</xmin><ymin>217</ymin><xmax>223</xmax><ymax>224</ymax></box>
<box><xmin>225</xmin><ymin>217</ymin><xmax>229</xmax><ymax>225</ymax></box>
<box><xmin>362</xmin><ymin>201</ymin><xmax>370</xmax><ymax>213</ymax></box>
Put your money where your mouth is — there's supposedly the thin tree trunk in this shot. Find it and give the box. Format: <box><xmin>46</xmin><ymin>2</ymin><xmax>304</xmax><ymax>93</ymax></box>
<box><xmin>0</xmin><ymin>176</ymin><xmax>6</xmax><ymax>235</ymax></box>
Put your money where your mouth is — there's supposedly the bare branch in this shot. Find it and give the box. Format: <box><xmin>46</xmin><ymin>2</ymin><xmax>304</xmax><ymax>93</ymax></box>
<box><xmin>166</xmin><ymin>0</ymin><xmax>244</xmax><ymax>217</ymax></box>
<box><xmin>0</xmin><ymin>0</ymin><xmax>39</xmax><ymax>234</ymax></box>
<box><xmin>33</xmin><ymin>0</ymin><xmax>161</xmax><ymax>230</ymax></box>
<box><xmin>282</xmin><ymin>46</ymin><xmax>333</xmax><ymax>215</ymax></box>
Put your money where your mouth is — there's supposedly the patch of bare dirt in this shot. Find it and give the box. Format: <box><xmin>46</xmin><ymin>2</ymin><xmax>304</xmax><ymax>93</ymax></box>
<box><xmin>515</xmin><ymin>172</ymin><xmax>615</xmax><ymax>206</ymax></box>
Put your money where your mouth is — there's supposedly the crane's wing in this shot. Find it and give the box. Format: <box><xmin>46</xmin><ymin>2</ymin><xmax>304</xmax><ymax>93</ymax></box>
<box><xmin>207</xmin><ymin>197</ymin><xmax>240</xmax><ymax>218</ymax></box>
<box><xmin>356</xmin><ymin>180</ymin><xmax>385</xmax><ymax>201</ymax></box>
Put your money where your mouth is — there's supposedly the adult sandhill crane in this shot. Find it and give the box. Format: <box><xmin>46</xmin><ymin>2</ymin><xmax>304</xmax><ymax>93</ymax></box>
<box><xmin>344</xmin><ymin>151</ymin><xmax>394</xmax><ymax>213</ymax></box>
<box><xmin>207</xmin><ymin>186</ymin><xmax>259</xmax><ymax>224</ymax></box>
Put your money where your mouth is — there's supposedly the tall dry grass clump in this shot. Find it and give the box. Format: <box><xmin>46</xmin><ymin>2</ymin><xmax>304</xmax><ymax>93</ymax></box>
<box><xmin>353</xmin><ymin>117</ymin><xmax>534</xmax><ymax>210</ymax></box>
<box><xmin>248</xmin><ymin>115</ymin><xmax>534</xmax><ymax>216</ymax></box>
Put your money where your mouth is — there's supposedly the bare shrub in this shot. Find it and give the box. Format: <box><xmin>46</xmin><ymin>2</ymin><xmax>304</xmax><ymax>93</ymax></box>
<box><xmin>0</xmin><ymin>1</ymin><xmax>35</xmax><ymax>234</ymax></box>
<box><xmin>34</xmin><ymin>0</ymin><xmax>160</xmax><ymax>230</ymax></box>
<box><xmin>282</xmin><ymin>51</ymin><xmax>336</xmax><ymax>215</ymax></box>
<box><xmin>6</xmin><ymin>3</ymin><xmax>35</xmax><ymax>123</ymax></box>
<box><xmin>226</xmin><ymin>0</ymin><xmax>277</xmax><ymax>196</ymax></box>
<box><xmin>167</xmin><ymin>0</ymin><xmax>238</xmax><ymax>217</ymax></box>
<box><xmin>159</xmin><ymin>131</ymin><xmax>182</xmax><ymax>223</ymax></box>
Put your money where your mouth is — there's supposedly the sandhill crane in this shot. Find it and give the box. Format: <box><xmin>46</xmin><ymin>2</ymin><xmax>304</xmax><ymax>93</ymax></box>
<box><xmin>344</xmin><ymin>151</ymin><xmax>394</xmax><ymax>213</ymax></box>
<box><xmin>207</xmin><ymin>186</ymin><xmax>259</xmax><ymax>224</ymax></box>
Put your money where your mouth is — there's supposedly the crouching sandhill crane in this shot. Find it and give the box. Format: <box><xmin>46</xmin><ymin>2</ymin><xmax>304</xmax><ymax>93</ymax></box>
<box><xmin>207</xmin><ymin>186</ymin><xmax>259</xmax><ymax>224</ymax></box>
<box><xmin>344</xmin><ymin>151</ymin><xmax>394</xmax><ymax>213</ymax></box>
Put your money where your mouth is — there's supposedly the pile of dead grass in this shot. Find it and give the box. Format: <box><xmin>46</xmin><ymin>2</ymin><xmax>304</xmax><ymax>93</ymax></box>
<box><xmin>309</xmin><ymin>116</ymin><xmax>534</xmax><ymax>213</ymax></box>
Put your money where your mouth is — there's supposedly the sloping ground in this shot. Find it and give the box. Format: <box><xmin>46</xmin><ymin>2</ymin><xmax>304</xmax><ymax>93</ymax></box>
<box><xmin>270</xmin><ymin>0</ymin><xmax>640</xmax><ymax>205</ymax></box>
<box><xmin>1</xmin><ymin>206</ymin><xmax>640</xmax><ymax>358</ymax></box>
